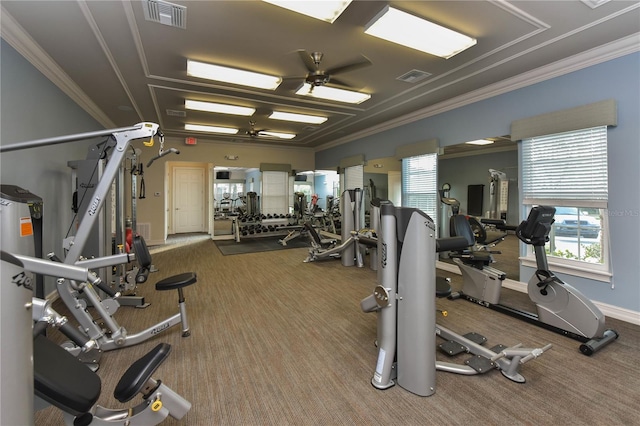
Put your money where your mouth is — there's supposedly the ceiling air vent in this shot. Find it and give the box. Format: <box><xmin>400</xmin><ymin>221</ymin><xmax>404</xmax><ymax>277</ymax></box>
<box><xmin>166</xmin><ymin>109</ymin><xmax>186</xmax><ymax>117</ymax></box>
<box><xmin>397</xmin><ymin>69</ymin><xmax>431</xmax><ymax>84</ymax></box>
<box><xmin>143</xmin><ymin>0</ymin><xmax>187</xmax><ymax>29</ymax></box>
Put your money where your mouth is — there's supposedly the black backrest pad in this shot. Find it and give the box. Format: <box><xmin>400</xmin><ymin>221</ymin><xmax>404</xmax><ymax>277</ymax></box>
<box><xmin>133</xmin><ymin>234</ymin><xmax>152</xmax><ymax>268</ymax></box>
<box><xmin>303</xmin><ymin>222</ymin><xmax>322</xmax><ymax>245</ymax></box>
<box><xmin>449</xmin><ymin>215</ymin><xmax>476</xmax><ymax>247</ymax></box>
<box><xmin>34</xmin><ymin>334</ymin><xmax>101</xmax><ymax>415</ymax></box>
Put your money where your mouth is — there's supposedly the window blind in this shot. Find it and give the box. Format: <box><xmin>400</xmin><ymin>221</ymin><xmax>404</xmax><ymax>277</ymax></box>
<box><xmin>344</xmin><ymin>165</ymin><xmax>364</xmax><ymax>190</ymax></box>
<box><xmin>521</xmin><ymin>126</ymin><xmax>608</xmax><ymax>207</ymax></box>
<box><xmin>401</xmin><ymin>153</ymin><xmax>438</xmax><ymax>222</ymax></box>
<box><xmin>261</xmin><ymin>171</ymin><xmax>288</xmax><ymax>215</ymax></box>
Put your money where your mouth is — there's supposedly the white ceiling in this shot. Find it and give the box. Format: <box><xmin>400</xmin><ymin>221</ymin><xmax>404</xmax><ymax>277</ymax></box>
<box><xmin>2</xmin><ymin>1</ymin><xmax>639</xmax><ymax>149</ymax></box>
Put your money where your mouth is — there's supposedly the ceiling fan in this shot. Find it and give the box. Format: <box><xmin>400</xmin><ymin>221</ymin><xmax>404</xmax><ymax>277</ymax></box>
<box><xmin>245</xmin><ymin>121</ymin><xmax>267</xmax><ymax>138</ymax></box>
<box><xmin>293</xmin><ymin>50</ymin><xmax>372</xmax><ymax>91</ymax></box>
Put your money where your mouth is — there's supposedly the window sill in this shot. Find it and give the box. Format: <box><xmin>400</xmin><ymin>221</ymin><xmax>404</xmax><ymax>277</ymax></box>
<box><xmin>520</xmin><ymin>256</ymin><xmax>612</xmax><ymax>283</ymax></box>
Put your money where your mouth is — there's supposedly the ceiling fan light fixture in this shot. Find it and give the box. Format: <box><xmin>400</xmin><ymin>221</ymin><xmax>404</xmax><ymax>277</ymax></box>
<box><xmin>185</xmin><ymin>124</ymin><xmax>239</xmax><ymax>134</ymax></box>
<box><xmin>295</xmin><ymin>83</ymin><xmax>370</xmax><ymax>104</ymax></box>
<box><xmin>262</xmin><ymin>0</ymin><xmax>352</xmax><ymax>23</ymax></box>
<box><xmin>365</xmin><ymin>6</ymin><xmax>476</xmax><ymax>59</ymax></box>
<box><xmin>269</xmin><ymin>111</ymin><xmax>327</xmax><ymax>124</ymax></box>
<box><xmin>187</xmin><ymin>60</ymin><xmax>281</xmax><ymax>90</ymax></box>
<box><xmin>259</xmin><ymin>131</ymin><xmax>296</xmax><ymax>140</ymax></box>
<box><xmin>185</xmin><ymin>100</ymin><xmax>255</xmax><ymax>116</ymax></box>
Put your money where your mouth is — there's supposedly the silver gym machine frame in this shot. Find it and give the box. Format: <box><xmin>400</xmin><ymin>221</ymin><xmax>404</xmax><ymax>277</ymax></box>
<box><xmin>360</xmin><ymin>204</ymin><xmax>551</xmax><ymax>396</ymax></box>
<box><xmin>1</xmin><ymin>124</ymin><xmax>191</xmax><ymax>357</ymax></box>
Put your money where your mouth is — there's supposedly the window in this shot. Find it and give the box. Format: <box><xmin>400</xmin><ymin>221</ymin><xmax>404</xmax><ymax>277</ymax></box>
<box><xmin>344</xmin><ymin>164</ymin><xmax>364</xmax><ymax>191</ymax></box>
<box><xmin>261</xmin><ymin>171</ymin><xmax>288</xmax><ymax>215</ymax></box>
<box><xmin>521</xmin><ymin>126</ymin><xmax>610</xmax><ymax>280</ymax></box>
<box><xmin>401</xmin><ymin>153</ymin><xmax>438</xmax><ymax>225</ymax></box>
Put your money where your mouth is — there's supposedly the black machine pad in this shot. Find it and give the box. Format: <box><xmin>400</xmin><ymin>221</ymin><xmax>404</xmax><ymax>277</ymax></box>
<box><xmin>34</xmin><ymin>334</ymin><xmax>101</xmax><ymax>415</ymax></box>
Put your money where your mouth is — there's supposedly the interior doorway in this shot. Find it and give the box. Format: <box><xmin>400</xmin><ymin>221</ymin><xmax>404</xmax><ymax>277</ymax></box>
<box><xmin>172</xmin><ymin>166</ymin><xmax>205</xmax><ymax>233</ymax></box>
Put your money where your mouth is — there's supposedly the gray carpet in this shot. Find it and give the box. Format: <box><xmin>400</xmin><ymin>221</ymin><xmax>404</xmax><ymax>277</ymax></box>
<box><xmin>35</xmin><ymin>237</ymin><xmax>640</xmax><ymax>426</ymax></box>
<box><xmin>215</xmin><ymin>235</ymin><xmax>310</xmax><ymax>255</ymax></box>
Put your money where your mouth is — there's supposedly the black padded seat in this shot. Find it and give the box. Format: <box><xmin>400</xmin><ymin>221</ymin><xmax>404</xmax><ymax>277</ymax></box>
<box><xmin>34</xmin><ymin>334</ymin><xmax>101</xmax><ymax>416</ymax></box>
<box><xmin>155</xmin><ymin>272</ymin><xmax>197</xmax><ymax>291</ymax></box>
<box><xmin>114</xmin><ymin>343</ymin><xmax>171</xmax><ymax>403</ymax></box>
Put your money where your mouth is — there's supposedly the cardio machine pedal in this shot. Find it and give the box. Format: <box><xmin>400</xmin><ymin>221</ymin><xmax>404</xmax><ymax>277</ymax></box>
<box><xmin>462</xmin><ymin>332</ymin><xmax>487</xmax><ymax>345</ymax></box>
<box><xmin>465</xmin><ymin>355</ymin><xmax>496</xmax><ymax>374</ymax></box>
<box><xmin>490</xmin><ymin>344</ymin><xmax>507</xmax><ymax>353</ymax></box>
<box><xmin>439</xmin><ymin>340</ymin><xmax>467</xmax><ymax>356</ymax></box>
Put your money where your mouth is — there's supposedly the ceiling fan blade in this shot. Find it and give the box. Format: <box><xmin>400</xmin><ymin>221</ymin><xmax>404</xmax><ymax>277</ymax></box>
<box><xmin>326</xmin><ymin>55</ymin><xmax>372</xmax><ymax>75</ymax></box>
<box><xmin>297</xmin><ymin>50</ymin><xmax>317</xmax><ymax>73</ymax></box>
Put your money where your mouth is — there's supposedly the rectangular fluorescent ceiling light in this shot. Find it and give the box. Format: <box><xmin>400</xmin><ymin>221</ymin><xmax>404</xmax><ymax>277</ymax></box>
<box><xmin>295</xmin><ymin>83</ymin><xmax>370</xmax><ymax>104</ymax></box>
<box><xmin>185</xmin><ymin>124</ymin><xmax>238</xmax><ymax>134</ymax></box>
<box><xmin>365</xmin><ymin>6</ymin><xmax>476</xmax><ymax>59</ymax></box>
<box><xmin>465</xmin><ymin>139</ymin><xmax>494</xmax><ymax>146</ymax></box>
<box><xmin>262</xmin><ymin>0</ymin><xmax>352</xmax><ymax>23</ymax></box>
<box><xmin>187</xmin><ymin>60</ymin><xmax>281</xmax><ymax>90</ymax></box>
<box><xmin>260</xmin><ymin>131</ymin><xmax>296</xmax><ymax>140</ymax></box>
<box><xmin>185</xmin><ymin>100</ymin><xmax>255</xmax><ymax>116</ymax></box>
<box><xmin>269</xmin><ymin>111</ymin><xmax>327</xmax><ymax>124</ymax></box>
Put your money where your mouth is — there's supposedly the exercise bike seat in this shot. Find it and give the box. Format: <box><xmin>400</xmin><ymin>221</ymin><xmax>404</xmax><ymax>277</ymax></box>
<box><xmin>34</xmin><ymin>334</ymin><xmax>101</xmax><ymax>416</ymax></box>
<box><xmin>114</xmin><ymin>343</ymin><xmax>171</xmax><ymax>403</ymax></box>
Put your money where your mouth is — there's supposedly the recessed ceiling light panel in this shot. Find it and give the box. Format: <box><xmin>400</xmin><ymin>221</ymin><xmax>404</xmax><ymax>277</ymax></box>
<box><xmin>269</xmin><ymin>111</ymin><xmax>327</xmax><ymax>124</ymax></box>
<box><xmin>185</xmin><ymin>100</ymin><xmax>255</xmax><ymax>116</ymax></box>
<box><xmin>262</xmin><ymin>0</ymin><xmax>352</xmax><ymax>23</ymax></box>
<box><xmin>185</xmin><ymin>124</ymin><xmax>238</xmax><ymax>134</ymax></box>
<box><xmin>295</xmin><ymin>83</ymin><xmax>370</xmax><ymax>104</ymax></box>
<box><xmin>465</xmin><ymin>139</ymin><xmax>494</xmax><ymax>146</ymax></box>
<box><xmin>365</xmin><ymin>6</ymin><xmax>476</xmax><ymax>59</ymax></box>
<box><xmin>187</xmin><ymin>60</ymin><xmax>281</xmax><ymax>90</ymax></box>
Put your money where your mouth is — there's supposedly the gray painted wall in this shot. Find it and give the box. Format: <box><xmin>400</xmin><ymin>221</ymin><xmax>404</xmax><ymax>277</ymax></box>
<box><xmin>1</xmin><ymin>40</ymin><xmax>103</xmax><ymax>296</ymax></box>
<box><xmin>316</xmin><ymin>52</ymin><xmax>640</xmax><ymax>314</ymax></box>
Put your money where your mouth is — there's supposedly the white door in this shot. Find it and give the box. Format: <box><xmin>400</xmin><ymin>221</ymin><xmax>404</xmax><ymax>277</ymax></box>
<box><xmin>173</xmin><ymin>167</ymin><xmax>205</xmax><ymax>233</ymax></box>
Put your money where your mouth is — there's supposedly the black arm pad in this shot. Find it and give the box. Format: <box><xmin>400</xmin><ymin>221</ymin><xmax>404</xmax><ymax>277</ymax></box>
<box><xmin>436</xmin><ymin>236</ymin><xmax>470</xmax><ymax>253</ymax></box>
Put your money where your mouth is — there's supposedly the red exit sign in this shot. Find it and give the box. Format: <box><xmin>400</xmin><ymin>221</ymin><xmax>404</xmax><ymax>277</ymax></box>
<box><xmin>185</xmin><ymin>137</ymin><xmax>197</xmax><ymax>145</ymax></box>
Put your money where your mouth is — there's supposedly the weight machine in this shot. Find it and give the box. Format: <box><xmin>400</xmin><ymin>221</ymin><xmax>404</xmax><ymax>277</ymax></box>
<box><xmin>360</xmin><ymin>204</ymin><xmax>551</xmax><ymax>396</ymax></box>
<box><xmin>1</xmin><ymin>124</ymin><xmax>195</xmax><ymax>368</ymax></box>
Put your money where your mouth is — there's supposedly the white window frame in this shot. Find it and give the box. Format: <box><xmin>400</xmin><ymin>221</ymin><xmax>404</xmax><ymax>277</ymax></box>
<box><xmin>520</xmin><ymin>126</ymin><xmax>611</xmax><ymax>282</ymax></box>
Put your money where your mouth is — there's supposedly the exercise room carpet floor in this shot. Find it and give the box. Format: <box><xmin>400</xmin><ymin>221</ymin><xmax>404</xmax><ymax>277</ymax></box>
<box><xmin>35</xmin><ymin>239</ymin><xmax>640</xmax><ymax>425</ymax></box>
<box><xmin>215</xmin><ymin>235</ymin><xmax>310</xmax><ymax>255</ymax></box>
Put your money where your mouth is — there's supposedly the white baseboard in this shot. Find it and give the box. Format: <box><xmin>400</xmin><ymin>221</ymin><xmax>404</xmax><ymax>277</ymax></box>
<box><xmin>436</xmin><ymin>261</ymin><xmax>640</xmax><ymax>326</ymax></box>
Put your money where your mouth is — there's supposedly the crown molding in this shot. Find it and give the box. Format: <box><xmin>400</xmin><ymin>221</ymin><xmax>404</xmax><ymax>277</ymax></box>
<box><xmin>1</xmin><ymin>7</ymin><xmax>115</xmax><ymax>128</ymax></box>
<box><xmin>316</xmin><ymin>33</ymin><xmax>640</xmax><ymax>153</ymax></box>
